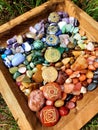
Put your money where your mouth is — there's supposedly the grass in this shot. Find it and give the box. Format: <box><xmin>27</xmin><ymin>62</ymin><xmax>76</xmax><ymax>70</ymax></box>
<box><xmin>0</xmin><ymin>94</ymin><xmax>19</xmax><ymax>130</ymax></box>
<box><xmin>0</xmin><ymin>0</ymin><xmax>98</xmax><ymax>130</ymax></box>
<box><xmin>0</xmin><ymin>0</ymin><xmax>47</xmax><ymax>25</ymax></box>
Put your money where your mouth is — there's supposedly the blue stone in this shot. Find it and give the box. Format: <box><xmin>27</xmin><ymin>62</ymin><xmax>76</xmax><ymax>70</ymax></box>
<box><xmin>7</xmin><ymin>37</ymin><xmax>17</xmax><ymax>45</ymax></box>
<box><xmin>41</xmin><ymin>37</ymin><xmax>46</xmax><ymax>42</ymax></box>
<box><xmin>1</xmin><ymin>54</ymin><xmax>7</xmax><ymax>59</ymax></box>
<box><xmin>26</xmin><ymin>38</ymin><xmax>34</xmax><ymax>44</ymax></box>
<box><xmin>12</xmin><ymin>53</ymin><xmax>25</xmax><ymax>66</ymax></box>
<box><xmin>56</xmin><ymin>30</ymin><xmax>62</xmax><ymax>36</ymax></box>
<box><xmin>4</xmin><ymin>49</ymin><xmax>12</xmax><ymax>55</ymax></box>
<box><xmin>4</xmin><ymin>57</ymin><xmax>12</xmax><ymax>68</ymax></box>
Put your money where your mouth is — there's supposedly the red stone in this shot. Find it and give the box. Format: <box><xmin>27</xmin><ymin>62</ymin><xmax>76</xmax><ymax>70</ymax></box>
<box><xmin>43</xmin><ymin>82</ymin><xmax>61</xmax><ymax>101</ymax></box>
<box><xmin>59</xmin><ymin>106</ymin><xmax>70</xmax><ymax>116</ymax></box>
<box><xmin>39</xmin><ymin>105</ymin><xmax>59</xmax><ymax>127</ymax></box>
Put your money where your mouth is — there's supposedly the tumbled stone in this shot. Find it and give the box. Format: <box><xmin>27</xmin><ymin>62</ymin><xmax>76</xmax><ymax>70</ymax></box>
<box><xmin>87</xmin><ymin>83</ymin><xmax>97</xmax><ymax>91</ymax></box>
<box><xmin>22</xmin><ymin>42</ymin><xmax>31</xmax><ymax>52</ymax></box>
<box><xmin>4</xmin><ymin>49</ymin><xmax>12</xmax><ymax>55</ymax></box>
<box><xmin>12</xmin><ymin>53</ymin><xmax>25</xmax><ymax>66</ymax></box>
<box><xmin>9</xmin><ymin>67</ymin><xmax>18</xmax><ymax>74</ymax></box>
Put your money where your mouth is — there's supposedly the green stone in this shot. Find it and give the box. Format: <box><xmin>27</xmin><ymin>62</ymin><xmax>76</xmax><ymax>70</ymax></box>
<box><xmin>23</xmin><ymin>60</ymin><xmax>29</xmax><ymax>65</ymax></box>
<box><xmin>9</xmin><ymin>67</ymin><xmax>18</xmax><ymax>74</ymax></box>
<box><xmin>13</xmin><ymin>71</ymin><xmax>21</xmax><ymax>80</ymax></box>
<box><xmin>57</xmin><ymin>47</ymin><xmax>65</xmax><ymax>54</ymax></box>
<box><xmin>78</xmin><ymin>43</ymin><xmax>86</xmax><ymax>50</ymax></box>
<box><xmin>61</xmin><ymin>26</ymin><xmax>66</xmax><ymax>34</ymax></box>
<box><xmin>73</xmin><ymin>33</ymin><xmax>81</xmax><ymax>41</ymax></box>
<box><xmin>65</xmin><ymin>24</ymin><xmax>72</xmax><ymax>32</ymax></box>
<box><xmin>77</xmin><ymin>40</ymin><xmax>84</xmax><ymax>44</ymax></box>
<box><xmin>73</xmin><ymin>27</ymin><xmax>79</xmax><ymax>34</ymax></box>
<box><xmin>26</xmin><ymin>64</ymin><xmax>31</xmax><ymax>70</ymax></box>
<box><xmin>81</xmin><ymin>36</ymin><xmax>87</xmax><ymax>40</ymax></box>
<box><xmin>70</xmin><ymin>26</ymin><xmax>75</xmax><ymax>33</ymax></box>
<box><xmin>26</xmin><ymin>70</ymin><xmax>33</xmax><ymax>78</ymax></box>
<box><xmin>65</xmin><ymin>47</ymin><xmax>69</xmax><ymax>52</ymax></box>
<box><xmin>22</xmin><ymin>75</ymin><xmax>31</xmax><ymax>83</ymax></box>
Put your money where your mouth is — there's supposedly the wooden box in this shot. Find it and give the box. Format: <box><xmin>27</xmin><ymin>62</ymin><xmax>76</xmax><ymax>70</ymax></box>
<box><xmin>0</xmin><ymin>0</ymin><xmax>98</xmax><ymax>130</ymax></box>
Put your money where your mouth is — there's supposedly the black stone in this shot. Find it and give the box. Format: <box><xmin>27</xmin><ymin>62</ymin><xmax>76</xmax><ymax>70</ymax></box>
<box><xmin>74</xmin><ymin>18</ymin><xmax>79</xmax><ymax>27</ymax></box>
<box><xmin>92</xmin><ymin>79</ymin><xmax>98</xmax><ymax>84</ymax></box>
<box><xmin>0</xmin><ymin>47</ymin><xmax>6</xmax><ymax>54</ymax></box>
<box><xmin>87</xmin><ymin>83</ymin><xmax>97</xmax><ymax>91</ymax></box>
<box><xmin>65</xmin><ymin>94</ymin><xmax>74</xmax><ymax>102</ymax></box>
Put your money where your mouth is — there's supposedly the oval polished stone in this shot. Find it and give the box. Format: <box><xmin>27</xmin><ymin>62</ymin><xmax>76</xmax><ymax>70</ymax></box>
<box><xmin>12</xmin><ymin>53</ymin><xmax>25</xmax><ymax>66</ymax></box>
<box><xmin>65</xmin><ymin>94</ymin><xmax>74</xmax><ymax>102</ymax></box>
<box><xmin>87</xmin><ymin>83</ymin><xmax>97</xmax><ymax>91</ymax></box>
<box><xmin>13</xmin><ymin>71</ymin><xmax>21</xmax><ymax>80</ymax></box>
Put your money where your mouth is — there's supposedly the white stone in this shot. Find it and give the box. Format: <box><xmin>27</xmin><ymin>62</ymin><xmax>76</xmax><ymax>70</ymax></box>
<box><xmin>58</xmin><ymin>21</ymin><xmax>67</xmax><ymax>30</ymax></box>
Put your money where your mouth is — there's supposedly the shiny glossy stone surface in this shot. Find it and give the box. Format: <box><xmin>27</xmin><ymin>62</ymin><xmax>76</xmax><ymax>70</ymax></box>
<box><xmin>87</xmin><ymin>83</ymin><xmax>97</xmax><ymax>91</ymax></box>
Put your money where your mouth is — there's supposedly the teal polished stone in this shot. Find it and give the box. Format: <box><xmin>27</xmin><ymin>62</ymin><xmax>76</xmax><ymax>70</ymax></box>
<box><xmin>13</xmin><ymin>71</ymin><xmax>21</xmax><ymax>80</ymax></box>
<box><xmin>33</xmin><ymin>40</ymin><xmax>44</xmax><ymax>50</ymax></box>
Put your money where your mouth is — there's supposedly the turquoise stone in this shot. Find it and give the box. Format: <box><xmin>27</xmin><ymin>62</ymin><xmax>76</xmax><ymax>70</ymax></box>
<box><xmin>13</xmin><ymin>71</ymin><xmax>21</xmax><ymax>80</ymax></box>
<box><xmin>33</xmin><ymin>40</ymin><xmax>44</xmax><ymax>49</ymax></box>
<box><xmin>73</xmin><ymin>27</ymin><xmax>79</xmax><ymax>34</ymax></box>
<box><xmin>57</xmin><ymin>47</ymin><xmax>65</xmax><ymax>54</ymax></box>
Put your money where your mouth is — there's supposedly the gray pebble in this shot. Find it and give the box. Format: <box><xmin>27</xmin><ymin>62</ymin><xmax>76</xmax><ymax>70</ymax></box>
<box><xmin>87</xmin><ymin>83</ymin><xmax>97</xmax><ymax>91</ymax></box>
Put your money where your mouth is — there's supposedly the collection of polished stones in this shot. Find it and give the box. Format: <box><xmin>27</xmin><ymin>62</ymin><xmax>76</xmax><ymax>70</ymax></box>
<box><xmin>1</xmin><ymin>11</ymin><xmax>98</xmax><ymax>126</ymax></box>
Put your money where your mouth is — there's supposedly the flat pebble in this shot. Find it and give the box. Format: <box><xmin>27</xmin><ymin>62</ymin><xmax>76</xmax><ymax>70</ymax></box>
<box><xmin>87</xmin><ymin>83</ymin><xmax>97</xmax><ymax>91</ymax></box>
